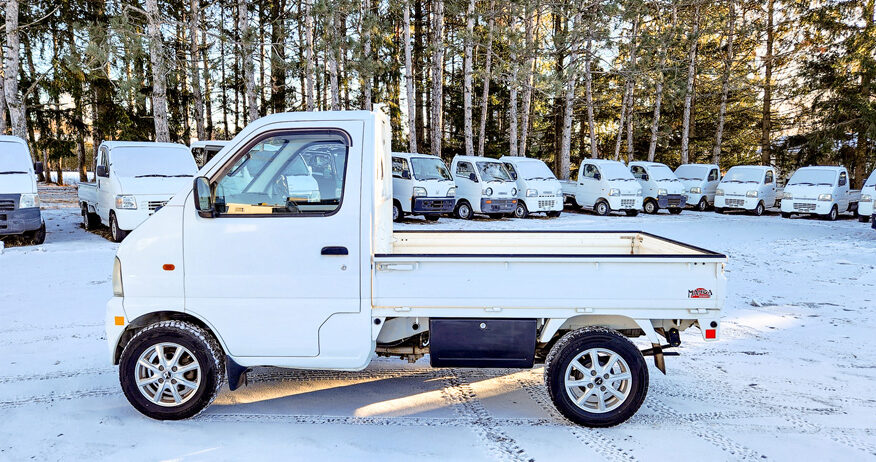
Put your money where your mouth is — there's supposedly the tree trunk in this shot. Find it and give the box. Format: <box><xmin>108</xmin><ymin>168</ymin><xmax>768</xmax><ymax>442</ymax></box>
<box><xmin>145</xmin><ymin>0</ymin><xmax>171</xmax><ymax>142</ymax></box>
<box><xmin>270</xmin><ymin>0</ymin><xmax>287</xmax><ymax>113</ymax></box>
<box><xmin>713</xmin><ymin>1</ymin><xmax>735</xmax><ymax>165</ymax></box>
<box><xmin>559</xmin><ymin>12</ymin><xmax>581</xmax><ymax>180</ymax></box>
<box><xmin>680</xmin><ymin>3</ymin><xmax>700</xmax><ymax>165</ymax></box>
<box><xmin>239</xmin><ymin>0</ymin><xmax>259</xmax><ymax>123</ymax></box>
<box><xmin>625</xmin><ymin>13</ymin><xmax>640</xmax><ymax>162</ymax></box>
<box><xmin>304</xmin><ymin>0</ymin><xmax>315</xmax><ymax>111</ymax></box>
<box><xmin>477</xmin><ymin>2</ymin><xmax>495</xmax><ymax>157</ymax></box>
<box><xmin>190</xmin><ymin>0</ymin><xmax>206</xmax><ymax>140</ymax></box>
<box><xmin>508</xmin><ymin>44</ymin><xmax>519</xmax><ymax>157</ymax></box>
<box><xmin>519</xmin><ymin>3</ymin><xmax>539</xmax><ymax>158</ymax></box>
<box><xmin>648</xmin><ymin>2</ymin><xmax>677</xmax><ymax>162</ymax></box>
<box><xmin>854</xmin><ymin>0</ymin><xmax>874</xmax><ymax>188</ymax></box>
<box><xmin>430</xmin><ymin>0</ymin><xmax>444</xmax><ymax>157</ymax></box>
<box><xmin>613</xmin><ymin>86</ymin><xmax>629</xmax><ymax>161</ymax></box>
<box><xmin>3</xmin><ymin>0</ymin><xmax>27</xmax><ymax>141</ymax></box>
<box><xmin>328</xmin><ymin>9</ymin><xmax>341</xmax><ymax>111</ymax></box>
<box><xmin>462</xmin><ymin>0</ymin><xmax>475</xmax><ymax>157</ymax></box>
<box><xmin>760</xmin><ymin>0</ymin><xmax>774</xmax><ymax>166</ymax></box>
<box><xmin>414</xmin><ymin>0</ymin><xmax>426</xmax><ymax>148</ymax></box>
<box><xmin>362</xmin><ymin>0</ymin><xmax>373</xmax><ymax>110</ymax></box>
<box><xmin>403</xmin><ymin>0</ymin><xmax>417</xmax><ymax>153</ymax></box>
<box><xmin>584</xmin><ymin>24</ymin><xmax>598</xmax><ymax>159</ymax></box>
<box><xmin>0</xmin><ymin>71</ymin><xmax>7</xmax><ymax>134</ymax></box>
<box><xmin>201</xmin><ymin>6</ymin><xmax>214</xmax><ymax>139</ymax></box>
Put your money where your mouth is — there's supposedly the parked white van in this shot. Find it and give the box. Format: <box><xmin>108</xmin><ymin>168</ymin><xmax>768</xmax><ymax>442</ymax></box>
<box><xmin>500</xmin><ymin>156</ymin><xmax>563</xmax><ymax>218</ymax></box>
<box><xmin>628</xmin><ymin>161</ymin><xmax>686</xmax><ymax>214</ymax></box>
<box><xmin>561</xmin><ymin>159</ymin><xmax>642</xmax><ymax>216</ymax></box>
<box><xmin>780</xmin><ymin>166</ymin><xmax>861</xmax><ymax>221</ymax></box>
<box><xmin>714</xmin><ymin>165</ymin><xmax>780</xmax><ymax>216</ymax></box>
<box><xmin>391</xmin><ymin>152</ymin><xmax>455</xmax><ymax>222</ymax></box>
<box><xmin>674</xmin><ymin>164</ymin><xmax>721</xmax><ymax>211</ymax></box>
<box><xmin>858</xmin><ymin>170</ymin><xmax>875</xmax><ymax>222</ymax></box>
<box><xmin>450</xmin><ymin>155</ymin><xmax>518</xmax><ymax>219</ymax></box>
<box><xmin>78</xmin><ymin>142</ymin><xmax>198</xmax><ymax>241</ymax></box>
<box><xmin>191</xmin><ymin>141</ymin><xmax>229</xmax><ymax>167</ymax></box>
<box><xmin>0</xmin><ymin>136</ymin><xmax>45</xmax><ymax>244</ymax></box>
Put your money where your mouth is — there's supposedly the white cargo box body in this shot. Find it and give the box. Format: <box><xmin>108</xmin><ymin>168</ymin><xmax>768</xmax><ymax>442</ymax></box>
<box><xmin>373</xmin><ymin>231</ymin><xmax>725</xmax><ymax>333</ymax></box>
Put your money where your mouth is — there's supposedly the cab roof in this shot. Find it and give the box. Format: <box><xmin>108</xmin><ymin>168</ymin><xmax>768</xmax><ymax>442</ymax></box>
<box><xmin>191</xmin><ymin>140</ymin><xmax>230</xmax><ymax>149</ymax></box>
<box><xmin>452</xmin><ymin>155</ymin><xmax>503</xmax><ymax>163</ymax></box>
<box><xmin>392</xmin><ymin>152</ymin><xmax>442</xmax><ymax>160</ymax></box>
<box><xmin>795</xmin><ymin>165</ymin><xmax>847</xmax><ymax>172</ymax></box>
<box><xmin>101</xmin><ymin>141</ymin><xmax>190</xmax><ymax>151</ymax></box>
<box><xmin>629</xmin><ymin>161</ymin><xmax>669</xmax><ymax>168</ymax></box>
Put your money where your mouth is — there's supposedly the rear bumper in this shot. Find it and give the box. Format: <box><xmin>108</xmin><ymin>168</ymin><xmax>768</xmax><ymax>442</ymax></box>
<box><xmin>657</xmin><ymin>194</ymin><xmax>687</xmax><ymax>209</ymax></box>
<box><xmin>479</xmin><ymin>198</ymin><xmax>517</xmax><ymax>213</ymax></box>
<box><xmin>521</xmin><ymin>196</ymin><xmax>563</xmax><ymax>212</ymax></box>
<box><xmin>780</xmin><ymin>199</ymin><xmax>832</xmax><ymax>215</ymax></box>
<box><xmin>411</xmin><ymin>197</ymin><xmax>455</xmax><ymax>214</ymax></box>
<box><xmin>0</xmin><ymin>206</ymin><xmax>42</xmax><ymax>235</ymax></box>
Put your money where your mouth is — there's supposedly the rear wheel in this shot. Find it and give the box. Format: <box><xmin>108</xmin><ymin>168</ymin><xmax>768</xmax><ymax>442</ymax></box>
<box><xmin>82</xmin><ymin>206</ymin><xmax>99</xmax><ymax>230</ymax></box>
<box><xmin>514</xmin><ymin>202</ymin><xmax>529</xmax><ymax>218</ymax></box>
<box><xmin>392</xmin><ymin>202</ymin><xmax>403</xmax><ymax>223</ymax></box>
<box><xmin>546</xmin><ymin>210</ymin><xmax>562</xmax><ymax>218</ymax></box>
<box><xmin>545</xmin><ymin>327</ymin><xmax>648</xmax><ymax>427</ymax></box>
<box><xmin>696</xmin><ymin>198</ymin><xmax>709</xmax><ymax>212</ymax></box>
<box><xmin>455</xmin><ymin>201</ymin><xmax>473</xmax><ymax>220</ymax></box>
<box><xmin>423</xmin><ymin>214</ymin><xmax>440</xmax><ymax>222</ymax></box>
<box><xmin>782</xmin><ymin>212</ymin><xmax>793</xmax><ymax>219</ymax></box>
<box><xmin>118</xmin><ymin>321</ymin><xmax>224</xmax><ymax>420</ymax></box>
<box><xmin>594</xmin><ymin>200</ymin><xmax>611</xmax><ymax>216</ymax></box>
<box><xmin>625</xmin><ymin>210</ymin><xmax>639</xmax><ymax>217</ymax></box>
<box><xmin>26</xmin><ymin>222</ymin><xmax>46</xmax><ymax>245</ymax></box>
<box><xmin>860</xmin><ymin>215</ymin><xmax>871</xmax><ymax>223</ymax></box>
<box><xmin>109</xmin><ymin>212</ymin><xmax>128</xmax><ymax>242</ymax></box>
<box><xmin>643</xmin><ymin>199</ymin><xmax>658</xmax><ymax>215</ymax></box>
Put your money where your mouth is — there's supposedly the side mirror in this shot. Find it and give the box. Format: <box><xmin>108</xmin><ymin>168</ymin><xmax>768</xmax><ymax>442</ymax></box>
<box><xmin>33</xmin><ymin>162</ymin><xmax>44</xmax><ymax>175</ymax></box>
<box><xmin>96</xmin><ymin>165</ymin><xmax>108</xmax><ymax>177</ymax></box>
<box><xmin>468</xmin><ymin>172</ymin><xmax>478</xmax><ymax>183</ymax></box>
<box><xmin>594</xmin><ymin>172</ymin><xmax>601</xmax><ymax>181</ymax></box>
<box><xmin>402</xmin><ymin>170</ymin><xmax>411</xmax><ymax>179</ymax></box>
<box><xmin>193</xmin><ymin>177</ymin><xmax>215</xmax><ymax>218</ymax></box>
<box><xmin>642</xmin><ymin>174</ymin><xmax>649</xmax><ymax>181</ymax></box>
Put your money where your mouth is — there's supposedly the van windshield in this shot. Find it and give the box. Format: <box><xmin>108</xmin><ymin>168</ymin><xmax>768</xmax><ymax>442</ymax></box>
<box><xmin>788</xmin><ymin>168</ymin><xmax>837</xmax><ymax>186</ymax></box>
<box><xmin>601</xmin><ymin>162</ymin><xmax>637</xmax><ymax>181</ymax></box>
<box><xmin>513</xmin><ymin>160</ymin><xmax>556</xmax><ymax>181</ymax></box>
<box><xmin>112</xmin><ymin>146</ymin><xmax>198</xmax><ymax>178</ymax></box>
<box><xmin>723</xmin><ymin>167</ymin><xmax>763</xmax><ymax>183</ymax></box>
<box><xmin>0</xmin><ymin>142</ymin><xmax>31</xmax><ymax>174</ymax></box>
<box><xmin>675</xmin><ymin>165</ymin><xmax>709</xmax><ymax>181</ymax></box>
<box><xmin>648</xmin><ymin>165</ymin><xmax>677</xmax><ymax>181</ymax></box>
<box><xmin>411</xmin><ymin>157</ymin><xmax>452</xmax><ymax>181</ymax></box>
<box><xmin>477</xmin><ymin>161</ymin><xmax>513</xmax><ymax>182</ymax></box>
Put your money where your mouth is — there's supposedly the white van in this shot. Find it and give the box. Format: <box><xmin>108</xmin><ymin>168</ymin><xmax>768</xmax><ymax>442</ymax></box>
<box><xmin>0</xmin><ymin>136</ymin><xmax>45</xmax><ymax>244</ymax></box>
<box><xmin>780</xmin><ymin>166</ymin><xmax>861</xmax><ymax>221</ymax></box>
<box><xmin>858</xmin><ymin>170</ymin><xmax>875</xmax><ymax>223</ymax></box>
<box><xmin>674</xmin><ymin>164</ymin><xmax>721</xmax><ymax>211</ymax></box>
<box><xmin>560</xmin><ymin>159</ymin><xmax>642</xmax><ymax>216</ymax></box>
<box><xmin>500</xmin><ymin>156</ymin><xmax>563</xmax><ymax>218</ymax></box>
<box><xmin>191</xmin><ymin>141</ymin><xmax>229</xmax><ymax>167</ymax></box>
<box><xmin>78</xmin><ymin>142</ymin><xmax>198</xmax><ymax>241</ymax></box>
<box><xmin>628</xmin><ymin>161</ymin><xmax>687</xmax><ymax>214</ymax></box>
<box><xmin>391</xmin><ymin>152</ymin><xmax>456</xmax><ymax>222</ymax></box>
<box><xmin>714</xmin><ymin>165</ymin><xmax>780</xmax><ymax>216</ymax></box>
<box><xmin>450</xmin><ymin>155</ymin><xmax>518</xmax><ymax>219</ymax></box>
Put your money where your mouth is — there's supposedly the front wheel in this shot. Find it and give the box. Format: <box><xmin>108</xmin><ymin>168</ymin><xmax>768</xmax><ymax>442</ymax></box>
<box><xmin>545</xmin><ymin>327</ymin><xmax>648</xmax><ymax>427</ymax></box>
<box><xmin>392</xmin><ymin>202</ymin><xmax>403</xmax><ymax>223</ymax></box>
<box><xmin>514</xmin><ymin>202</ymin><xmax>529</xmax><ymax>219</ymax></box>
<box><xmin>752</xmin><ymin>201</ymin><xmax>765</xmax><ymax>216</ymax></box>
<box><xmin>109</xmin><ymin>213</ymin><xmax>128</xmax><ymax>242</ymax></box>
<box><xmin>455</xmin><ymin>201</ymin><xmax>473</xmax><ymax>220</ymax></box>
<box><xmin>822</xmin><ymin>205</ymin><xmax>838</xmax><ymax>221</ymax></box>
<box><xmin>696</xmin><ymin>198</ymin><xmax>709</xmax><ymax>212</ymax></box>
<box><xmin>594</xmin><ymin>200</ymin><xmax>611</xmax><ymax>216</ymax></box>
<box><xmin>643</xmin><ymin>199</ymin><xmax>658</xmax><ymax>215</ymax></box>
<box><xmin>119</xmin><ymin>321</ymin><xmax>224</xmax><ymax>420</ymax></box>
<box><xmin>27</xmin><ymin>222</ymin><xmax>47</xmax><ymax>245</ymax></box>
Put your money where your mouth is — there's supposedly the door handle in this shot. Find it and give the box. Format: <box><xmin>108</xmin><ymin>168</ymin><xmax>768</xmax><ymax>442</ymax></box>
<box><xmin>321</xmin><ymin>246</ymin><xmax>348</xmax><ymax>256</ymax></box>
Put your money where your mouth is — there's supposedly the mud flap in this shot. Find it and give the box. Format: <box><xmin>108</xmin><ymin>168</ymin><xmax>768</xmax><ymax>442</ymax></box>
<box><xmin>226</xmin><ymin>356</ymin><xmax>251</xmax><ymax>391</ymax></box>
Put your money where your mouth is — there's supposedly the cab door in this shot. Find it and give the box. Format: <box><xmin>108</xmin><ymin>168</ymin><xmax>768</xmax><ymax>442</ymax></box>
<box><xmin>577</xmin><ymin>163</ymin><xmax>600</xmax><ymax>208</ymax></box>
<box><xmin>183</xmin><ymin>123</ymin><xmax>363</xmax><ymax>358</ymax></box>
<box><xmin>762</xmin><ymin>170</ymin><xmax>777</xmax><ymax>206</ymax></box>
<box><xmin>705</xmin><ymin>168</ymin><xmax>720</xmax><ymax>202</ymax></box>
<box><xmin>837</xmin><ymin>170</ymin><xmax>850</xmax><ymax>211</ymax></box>
<box><xmin>96</xmin><ymin>147</ymin><xmax>113</xmax><ymax>223</ymax></box>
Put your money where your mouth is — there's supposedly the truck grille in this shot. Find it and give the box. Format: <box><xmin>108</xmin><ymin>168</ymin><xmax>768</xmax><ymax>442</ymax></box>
<box><xmin>666</xmin><ymin>197</ymin><xmax>683</xmax><ymax>207</ymax></box>
<box><xmin>793</xmin><ymin>202</ymin><xmax>816</xmax><ymax>212</ymax></box>
<box><xmin>537</xmin><ymin>199</ymin><xmax>555</xmax><ymax>208</ymax></box>
<box><xmin>147</xmin><ymin>201</ymin><xmax>167</xmax><ymax>211</ymax></box>
<box><xmin>621</xmin><ymin>199</ymin><xmax>635</xmax><ymax>208</ymax></box>
<box><xmin>726</xmin><ymin>198</ymin><xmax>745</xmax><ymax>207</ymax></box>
<box><xmin>0</xmin><ymin>200</ymin><xmax>14</xmax><ymax>211</ymax></box>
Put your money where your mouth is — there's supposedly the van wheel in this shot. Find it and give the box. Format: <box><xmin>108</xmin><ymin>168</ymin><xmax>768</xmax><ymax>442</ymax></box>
<box><xmin>643</xmin><ymin>199</ymin><xmax>658</xmax><ymax>215</ymax></box>
<box><xmin>668</xmin><ymin>208</ymin><xmax>682</xmax><ymax>215</ymax></box>
<box><xmin>82</xmin><ymin>206</ymin><xmax>99</xmax><ymax>230</ymax></box>
<box><xmin>455</xmin><ymin>201</ymin><xmax>473</xmax><ymax>220</ymax></box>
<box><xmin>753</xmin><ymin>201</ymin><xmax>765</xmax><ymax>216</ymax></box>
<box><xmin>594</xmin><ymin>200</ymin><xmax>611</xmax><ymax>216</ymax></box>
<box><xmin>823</xmin><ymin>205</ymin><xmax>838</xmax><ymax>221</ymax></box>
<box><xmin>514</xmin><ymin>202</ymin><xmax>529</xmax><ymax>218</ymax></box>
<box><xmin>546</xmin><ymin>210</ymin><xmax>562</xmax><ymax>218</ymax></box>
<box><xmin>696</xmin><ymin>198</ymin><xmax>709</xmax><ymax>211</ymax></box>
<box><xmin>625</xmin><ymin>210</ymin><xmax>639</xmax><ymax>217</ymax></box>
<box><xmin>119</xmin><ymin>321</ymin><xmax>224</xmax><ymax>420</ymax></box>
<box><xmin>27</xmin><ymin>222</ymin><xmax>47</xmax><ymax>245</ymax></box>
<box><xmin>109</xmin><ymin>213</ymin><xmax>128</xmax><ymax>242</ymax></box>
<box><xmin>424</xmin><ymin>214</ymin><xmax>440</xmax><ymax>222</ymax></box>
<box><xmin>392</xmin><ymin>202</ymin><xmax>403</xmax><ymax>223</ymax></box>
<box><xmin>545</xmin><ymin>327</ymin><xmax>648</xmax><ymax>428</ymax></box>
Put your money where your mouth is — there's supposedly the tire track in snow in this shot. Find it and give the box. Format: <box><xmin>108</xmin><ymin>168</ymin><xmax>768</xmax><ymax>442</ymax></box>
<box><xmin>0</xmin><ymin>388</ymin><xmax>118</xmax><ymax>409</ymax></box>
<box><xmin>0</xmin><ymin>367</ymin><xmax>111</xmax><ymax>384</ymax></box>
<box><xmin>197</xmin><ymin>413</ymin><xmax>559</xmax><ymax>428</ymax></box>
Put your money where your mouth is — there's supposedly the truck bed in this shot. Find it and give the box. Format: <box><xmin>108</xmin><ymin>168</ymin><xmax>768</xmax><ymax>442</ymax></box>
<box><xmin>372</xmin><ymin>230</ymin><xmax>726</xmax><ymax>316</ymax></box>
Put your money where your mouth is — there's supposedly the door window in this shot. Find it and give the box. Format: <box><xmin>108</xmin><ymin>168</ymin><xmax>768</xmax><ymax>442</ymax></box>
<box><xmin>708</xmin><ymin>169</ymin><xmax>719</xmax><ymax>181</ymax></box>
<box><xmin>838</xmin><ymin>171</ymin><xmax>847</xmax><ymax>186</ymax></box>
<box><xmin>583</xmin><ymin>164</ymin><xmax>599</xmax><ymax>179</ymax></box>
<box><xmin>631</xmin><ymin>165</ymin><xmax>647</xmax><ymax>180</ymax></box>
<box><xmin>213</xmin><ymin>131</ymin><xmax>349</xmax><ymax>216</ymax></box>
<box><xmin>392</xmin><ymin>157</ymin><xmax>410</xmax><ymax>179</ymax></box>
<box><xmin>97</xmin><ymin>149</ymin><xmax>110</xmax><ymax>177</ymax></box>
<box><xmin>764</xmin><ymin>170</ymin><xmax>774</xmax><ymax>184</ymax></box>
<box><xmin>504</xmin><ymin>163</ymin><xmax>518</xmax><ymax>180</ymax></box>
<box><xmin>456</xmin><ymin>161</ymin><xmax>475</xmax><ymax>177</ymax></box>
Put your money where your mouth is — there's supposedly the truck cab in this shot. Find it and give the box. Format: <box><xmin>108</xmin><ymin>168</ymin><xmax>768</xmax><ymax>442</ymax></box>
<box><xmin>391</xmin><ymin>152</ymin><xmax>456</xmax><ymax>222</ymax></box>
<box><xmin>674</xmin><ymin>164</ymin><xmax>721</xmax><ymax>211</ymax></box>
<box><xmin>781</xmin><ymin>166</ymin><xmax>860</xmax><ymax>221</ymax></box>
<box><xmin>628</xmin><ymin>161</ymin><xmax>686</xmax><ymax>214</ymax></box>
<box><xmin>0</xmin><ymin>136</ymin><xmax>45</xmax><ymax>244</ymax></box>
<box><xmin>78</xmin><ymin>142</ymin><xmax>198</xmax><ymax>241</ymax></box>
<box><xmin>190</xmin><ymin>141</ymin><xmax>229</xmax><ymax>168</ymax></box>
<box><xmin>562</xmin><ymin>159</ymin><xmax>642</xmax><ymax>216</ymax></box>
<box><xmin>858</xmin><ymin>170</ymin><xmax>875</xmax><ymax>223</ymax></box>
<box><xmin>714</xmin><ymin>165</ymin><xmax>779</xmax><ymax>216</ymax></box>
<box><xmin>450</xmin><ymin>155</ymin><xmax>518</xmax><ymax>219</ymax></box>
<box><xmin>500</xmin><ymin>156</ymin><xmax>563</xmax><ymax>218</ymax></box>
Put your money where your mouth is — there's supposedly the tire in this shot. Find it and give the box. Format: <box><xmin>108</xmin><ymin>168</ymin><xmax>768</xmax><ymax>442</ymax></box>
<box><xmin>514</xmin><ymin>202</ymin><xmax>529</xmax><ymax>219</ymax></box>
<box><xmin>392</xmin><ymin>202</ymin><xmax>404</xmax><ymax>223</ymax></box>
<box><xmin>860</xmin><ymin>215</ymin><xmax>871</xmax><ymax>223</ymax></box>
<box><xmin>82</xmin><ymin>206</ymin><xmax>99</xmax><ymax>230</ymax></box>
<box><xmin>109</xmin><ymin>212</ymin><xmax>128</xmax><ymax>242</ymax></box>
<box><xmin>594</xmin><ymin>200</ymin><xmax>611</xmax><ymax>216</ymax></box>
<box><xmin>455</xmin><ymin>201</ymin><xmax>473</xmax><ymax>220</ymax></box>
<box><xmin>782</xmin><ymin>212</ymin><xmax>792</xmax><ymax>219</ymax></box>
<box><xmin>546</xmin><ymin>210</ymin><xmax>562</xmax><ymax>218</ymax></box>
<box><xmin>423</xmin><ymin>214</ymin><xmax>440</xmax><ymax>222</ymax></box>
<box><xmin>27</xmin><ymin>222</ymin><xmax>47</xmax><ymax>245</ymax></box>
<box><xmin>643</xmin><ymin>199</ymin><xmax>658</xmax><ymax>215</ymax></box>
<box><xmin>752</xmin><ymin>201</ymin><xmax>765</xmax><ymax>216</ymax></box>
<box><xmin>545</xmin><ymin>327</ymin><xmax>648</xmax><ymax>428</ymax></box>
<box><xmin>696</xmin><ymin>198</ymin><xmax>709</xmax><ymax>212</ymax></box>
<box><xmin>625</xmin><ymin>210</ymin><xmax>639</xmax><ymax>217</ymax></box>
<box><xmin>714</xmin><ymin>207</ymin><xmax>725</xmax><ymax>214</ymax></box>
<box><xmin>668</xmin><ymin>208</ymin><xmax>682</xmax><ymax>215</ymax></box>
<box><xmin>118</xmin><ymin>320</ymin><xmax>224</xmax><ymax>420</ymax></box>
<box><xmin>823</xmin><ymin>205</ymin><xmax>838</xmax><ymax>221</ymax></box>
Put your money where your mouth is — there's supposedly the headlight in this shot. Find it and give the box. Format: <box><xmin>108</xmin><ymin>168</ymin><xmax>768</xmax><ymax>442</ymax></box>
<box><xmin>112</xmin><ymin>257</ymin><xmax>124</xmax><ymax>297</ymax></box>
<box><xmin>782</xmin><ymin>192</ymin><xmax>793</xmax><ymax>200</ymax></box>
<box><xmin>526</xmin><ymin>189</ymin><xmax>538</xmax><ymax>197</ymax></box>
<box><xmin>862</xmin><ymin>194</ymin><xmax>872</xmax><ymax>202</ymax></box>
<box><xmin>818</xmin><ymin>193</ymin><xmax>832</xmax><ymax>201</ymax></box>
<box><xmin>715</xmin><ymin>189</ymin><xmax>724</xmax><ymax>196</ymax></box>
<box><xmin>556</xmin><ymin>189</ymin><xmax>563</xmax><ymax>196</ymax></box>
<box><xmin>511</xmin><ymin>188</ymin><xmax>517</xmax><ymax>196</ymax></box>
<box><xmin>746</xmin><ymin>190</ymin><xmax>759</xmax><ymax>198</ymax></box>
<box><xmin>413</xmin><ymin>187</ymin><xmax>427</xmax><ymax>197</ymax></box>
<box><xmin>115</xmin><ymin>195</ymin><xmax>137</xmax><ymax>210</ymax></box>
<box><xmin>608</xmin><ymin>188</ymin><xmax>620</xmax><ymax>196</ymax></box>
<box><xmin>19</xmin><ymin>193</ymin><xmax>39</xmax><ymax>208</ymax></box>
<box><xmin>483</xmin><ymin>187</ymin><xmax>493</xmax><ymax>196</ymax></box>
<box><xmin>689</xmin><ymin>187</ymin><xmax>702</xmax><ymax>194</ymax></box>
<box><xmin>446</xmin><ymin>186</ymin><xmax>456</xmax><ymax>197</ymax></box>
<box><xmin>657</xmin><ymin>188</ymin><xmax>667</xmax><ymax>196</ymax></box>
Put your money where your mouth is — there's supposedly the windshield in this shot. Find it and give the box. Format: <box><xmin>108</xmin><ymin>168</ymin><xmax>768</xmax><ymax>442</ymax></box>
<box><xmin>675</xmin><ymin>165</ymin><xmax>709</xmax><ymax>181</ymax></box>
<box><xmin>477</xmin><ymin>161</ymin><xmax>513</xmax><ymax>182</ymax></box>
<box><xmin>0</xmin><ymin>142</ymin><xmax>31</xmax><ymax>174</ymax></box>
<box><xmin>411</xmin><ymin>157</ymin><xmax>452</xmax><ymax>181</ymax></box>
<box><xmin>723</xmin><ymin>167</ymin><xmax>763</xmax><ymax>183</ymax></box>
<box><xmin>787</xmin><ymin>168</ymin><xmax>837</xmax><ymax>186</ymax></box>
<box><xmin>512</xmin><ymin>160</ymin><xmax>556</xmax><ymax>181</ymax></box>
<box><xmin>866</xmin><ymin>171</ymin><xmax>876</xmax><ymax>187</ymax></box>
<box><xmin>601</xmin><ymin>162</ymin><xmax>637</xmax><ymax>181</ymax></box>
<box><xmin>112</xmin><ymin>146</ymin><xmax>198</xmax><ymax>178</ymax></box>
<box><xmin>648</xmin><ymin>165</ymin><xmax>677</xmax><ymax>181</ymax></box>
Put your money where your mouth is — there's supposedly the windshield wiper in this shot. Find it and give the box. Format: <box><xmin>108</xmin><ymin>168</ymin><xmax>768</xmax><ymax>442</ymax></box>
<box><xmin>0</xmin><ymin>170</ymin><xmax>27</xmax><ymax>175</ymax></box>
<box><xmin>816</xmin><ymin>183</ymin><xmax>833</xmax><ymax>186</ymax></box>
<box><xmin>725</xmin><ymin>180</ymin><xmax>743</xmax><ymax>183</ymax></box>
<box><xmin>791</xmin><ymin>182</ymin><xmax>814</xmax><ymax>186</ymax></box>
<box><xmin>135</xmin><ymin>174</ymin><xmax>170</xmax><ymax>178</ymax></box>
<box><xmin>171</xmin><ymin>174</ymin><xmax>193</xmax><ymax>177</ymax></box>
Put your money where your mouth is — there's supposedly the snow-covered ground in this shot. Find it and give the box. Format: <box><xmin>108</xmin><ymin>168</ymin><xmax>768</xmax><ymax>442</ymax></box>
<box><xmin>1</xmin><ymin>187</ymin><xmax>874</xmax><ymax>461</ymax></box>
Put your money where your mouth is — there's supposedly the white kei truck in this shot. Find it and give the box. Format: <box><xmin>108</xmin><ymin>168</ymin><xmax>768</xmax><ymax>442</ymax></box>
<box><xmin>674</xmin><ymin>164</ymin><xmax>721</xmax><ymax>212</ymax></box>
<box><xmin>78</xmin><ymin>142</ymin><xmax>199</xmax><ymax>242</ymax></box>
<box><xmin>105</xmin><ymin>111</ymin><xmax>727</xmax><ymax>427</ymax></box>
<box><xmin>628</xmin><ymin>161</ymin><xmax>687</xmax><ymax>214</ymax></box>
<box><xmin>561</xmin><ymin>159</ymin><xmax>643</xmax><ymax>216</ymax></box>
<box><xmin>714</xmin><ymin>165</ymin><xmax>781</xmax><ymax>216</ymax></box>
<box><xmin>780</xmin><ymin>166</ymin><xmax>861</xmax><ymax>221</ymax></box>
<box><xmin>858</xmin><ymin>170</ymin><xmax>875</xmax><ymax>223</ymax></box>
<box><xmin>500</xmin><ymin>156</ymin><xmax>564</xmax><ymax>218</ymax></box>
<box><xmin>450</xmin><ymin>155</ymin><xmax>518</xmax><ymax>219</ymax></box>
<box><xmin>391</xmin><ymin>152</ymin><xmax>456</xmax><ymax>222</ymax></box>
<box><xmin>0</xmin><ymin>136</ymin><xmax>45</xmax><ymax>244</ymax></box>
